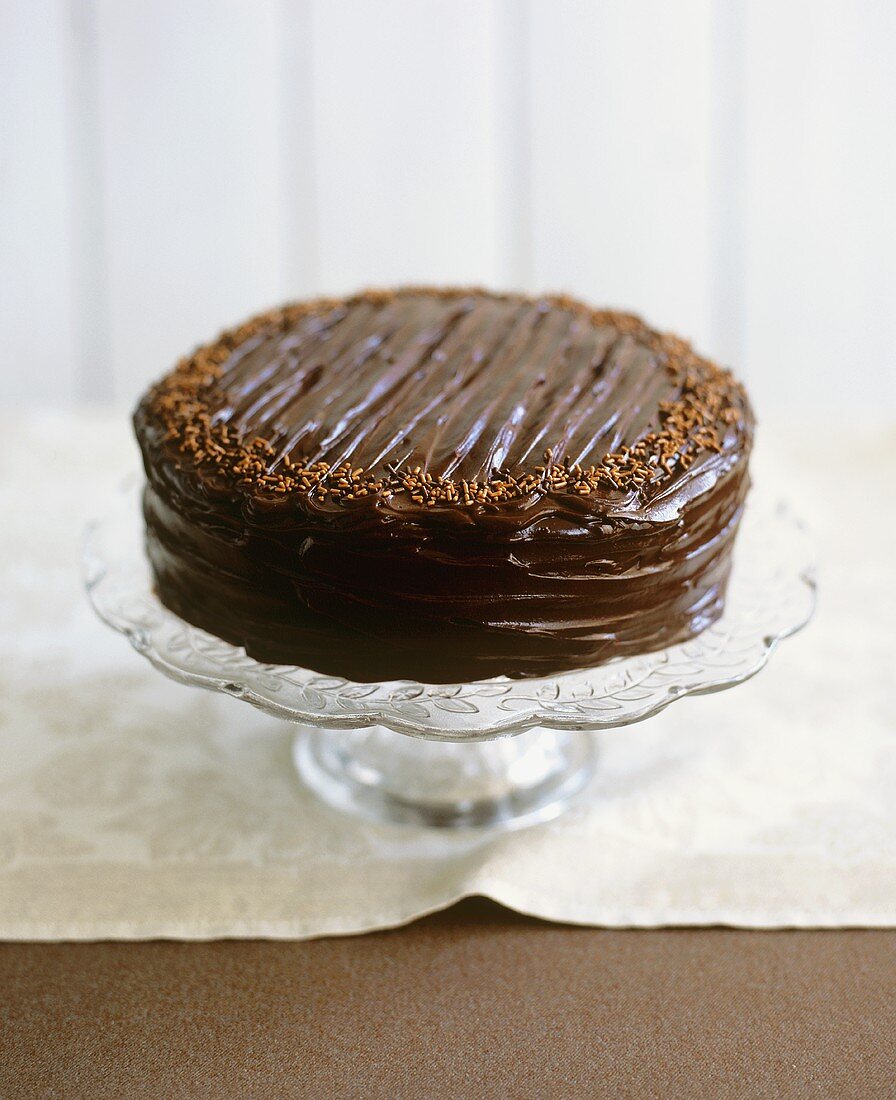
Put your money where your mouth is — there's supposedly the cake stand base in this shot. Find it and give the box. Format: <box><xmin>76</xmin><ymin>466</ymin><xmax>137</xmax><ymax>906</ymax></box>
<box><xmin>292</xmin><ymin>725</ymin><xmax>596</xmax><ymax>829</ymax></box>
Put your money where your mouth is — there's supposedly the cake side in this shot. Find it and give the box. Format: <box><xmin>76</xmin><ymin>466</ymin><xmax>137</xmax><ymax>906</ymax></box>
<box><xmin>134</xmin><ymin>288</ymin><xmax>754</xmax><ymax>682</ymax></box>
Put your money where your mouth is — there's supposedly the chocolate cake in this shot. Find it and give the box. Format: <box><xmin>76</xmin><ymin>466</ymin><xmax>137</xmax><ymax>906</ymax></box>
<box><xmin>134</xmin><ymin>288</ymin><xmax>754</xmax><ymax>683</ymax></box>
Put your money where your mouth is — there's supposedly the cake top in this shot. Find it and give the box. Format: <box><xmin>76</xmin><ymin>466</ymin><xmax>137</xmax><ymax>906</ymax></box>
<box><xmin>136</xmin><ymin>287</ymin><xmax>752</xmax><ymax>513</ymax></box>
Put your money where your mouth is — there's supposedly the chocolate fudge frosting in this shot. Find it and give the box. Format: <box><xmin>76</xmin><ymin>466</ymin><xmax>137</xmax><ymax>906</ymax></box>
<box><xmin>134</xmin><ymin>288</ymin><xmax>754</xmax><ymax>683</ymax></box>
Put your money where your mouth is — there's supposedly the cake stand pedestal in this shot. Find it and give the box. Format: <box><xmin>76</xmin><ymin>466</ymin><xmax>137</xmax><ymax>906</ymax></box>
<box><xmin>84</xmin><ymin>484</ymin><xmax>815</xmax><ymax>832</ymax></box>
<box><xmin>293</xmin><ymin>725</ymin><xmax>595</xmax><ymax>829</ymax></box>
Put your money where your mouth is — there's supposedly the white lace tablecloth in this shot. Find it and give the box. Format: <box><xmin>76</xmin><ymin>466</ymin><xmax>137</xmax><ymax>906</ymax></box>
<box><xmin>1</xmin><ymin>410</ymin><xmax>893</xmax><ymax>938</ymax></box>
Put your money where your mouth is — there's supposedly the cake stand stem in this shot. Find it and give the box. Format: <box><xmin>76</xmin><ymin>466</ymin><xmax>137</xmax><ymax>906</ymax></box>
<box><xmin>292</xmin><ymin>724</ymin><xmax>596</xmax><ymax>829</ymax></box>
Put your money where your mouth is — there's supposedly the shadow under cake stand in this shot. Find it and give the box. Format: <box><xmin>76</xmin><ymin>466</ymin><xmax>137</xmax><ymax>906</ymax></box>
<box><xmin>84</xmin><ymin>486</ymin><xmax>815</xmax><ymax>830</ymax></box>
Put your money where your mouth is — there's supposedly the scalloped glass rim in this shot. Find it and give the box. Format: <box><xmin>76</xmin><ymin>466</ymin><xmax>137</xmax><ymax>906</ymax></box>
<box><xmin>83</xmin><ymin>480</ymin><xmax>816</xmax><ymax>742</ymax></box>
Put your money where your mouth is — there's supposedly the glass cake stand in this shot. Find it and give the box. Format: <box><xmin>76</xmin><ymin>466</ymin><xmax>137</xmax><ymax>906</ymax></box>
<box><xmin>83</xmin><ymin>482</ymin><xmax>815</xmax><ymax>830</ymax></box>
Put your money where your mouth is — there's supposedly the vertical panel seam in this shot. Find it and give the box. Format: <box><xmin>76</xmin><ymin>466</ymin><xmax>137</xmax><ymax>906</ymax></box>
<box><xmin>495</xmin><ymin>0</ymin><xmax>532</xmax><ymax>290</ymax></box>
<box><xmin>278</xmin><ymin>0</ymin><xmax>320</xmax><ymax>299</ymax></box>
<box><xmin>66</xmin><ymin>0</ymin><xmax>112</xmax><ymax>403</ymax></box>
<box><xmin>709</xmin><ymin>0</ymin><xmax>747</xmax><ymax>370</ymax></box>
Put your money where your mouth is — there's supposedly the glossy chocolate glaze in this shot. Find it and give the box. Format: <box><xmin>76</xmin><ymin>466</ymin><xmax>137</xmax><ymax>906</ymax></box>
<box><xmin>134</xmin><ymin>289</ymin><xmax>753</xmax><ymax>683</ymax></box>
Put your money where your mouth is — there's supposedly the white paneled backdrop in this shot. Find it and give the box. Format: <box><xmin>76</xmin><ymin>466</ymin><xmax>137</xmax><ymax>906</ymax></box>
<box><xmin>2</xmin><ymin>0</ymin><xmax>894</xmax><ymax>413</ymax></box>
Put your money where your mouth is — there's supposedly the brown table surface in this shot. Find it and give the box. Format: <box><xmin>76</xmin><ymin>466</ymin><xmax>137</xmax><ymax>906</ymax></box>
<box><xmin>2</xmin><ymin>900</ymin><xmax>894</xmax><ymax>1100</ymax></box>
